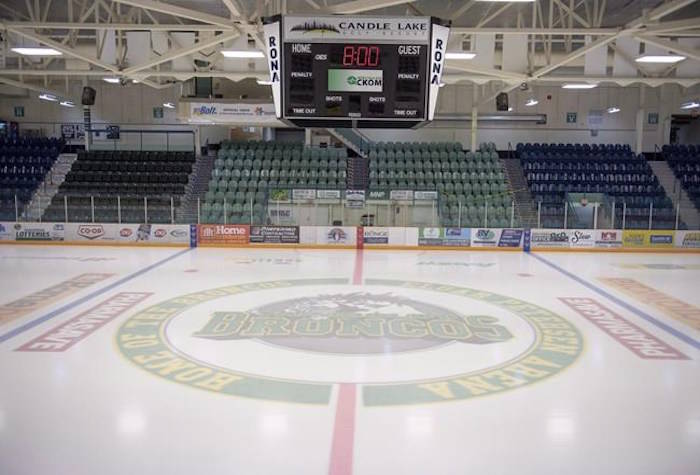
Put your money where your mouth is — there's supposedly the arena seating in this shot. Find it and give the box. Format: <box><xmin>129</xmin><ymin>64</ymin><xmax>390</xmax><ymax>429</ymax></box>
<box><xmin>662</xmin><ymin>144</ymin><xmax>700</xmax><ymax>210</ymax></box>
<box><xmin>367</xmin><ymin>141</ymin><xmax>514</xmax><ymax>227</ymax></box>
<box><xmin>42</xmin><ymin>150</ymin><xmax>195</xmax><ymax>223</ymax></box>
<box><xmin>0</xmin><ymin>137</ymin><xmax>63</xmax><ymax>220</ymax></box>
<box><xmin>202</xmin><ymin>141</ymin><xmax>348</xmax><ymax>224</ymax></box>
<box><xmin>518</xmin><ymin>143</ymin><xmax>676</xmax><ymax>229</ymax></box>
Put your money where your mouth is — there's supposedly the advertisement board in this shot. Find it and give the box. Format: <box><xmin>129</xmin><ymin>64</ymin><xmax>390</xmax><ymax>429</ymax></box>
<box><xmin>292</xmin><ymin>189</ymin><xmax>316</xmax><ymax>201</ymax></box>
<box><xmin>414</xmin><ymin>191</ymin><xmax>438</xmax><ymax>201</ymax></box>
<box><xmin>363</xmin><ymin>227</ymin><xmax>389</xmax><ymax>244</ymax></box>
<box><xmin>675</xmin><ymin>230</ymin><xmax>700</xmax><ymax>248</ymax></box>
<box><xmin>9</xmin><ymin>222</ymin><xmax>65</xmax><ymax>242</ymax></box>
<box><xmin>198</xmin><ymin>224</ymin><xmax>249</xmax><ymax>245</ymax></box>
<box><xmin>530</xmin><ymin>229</ymin><xmax>571</xmax><ymax>248</ymax></box>
<box><xmin>594</xmin><ymin>230</ymin><xmax>623</xmax><ymax>248</ymax></box>
<box><xmin>317</xmin><ymin>190</ymin><xmax>341</xmax><ymax>199</ymax></box>
<box><xmin>390</xmin><ymin>190</ymin><xmax>414</xmax><ymax>201</ymax></box>
<box><xmin>250</xmin><ymin>226</ymin><xmax>299</xmax><ymax>244</ymax></box>
<box><xmin>418</xmin><ymin>227</ymin><xmax>471</xmax><ymax>247</ymax></box>
<box><xmin>622</xmin><ymin>230</ymin><xmax>675</xmax><ymax>248</ymax></box>
<box><xmin>345</xmin><ymin>190</ymin><xmax>366</xmax><ymax>208</ymax></box>
<box><xmin>368</xmin><ymin>190</ymin><xmax>388</xmax><ymax>200</ymax></box>
<box><xmin>316</xmin><ymin>226</ymin><xmax>357</xmax><ymax>246</ymax></box>
<box><xmin>65</xmin><ymin>223</ymin><xmax>190</xmax><ymax>244</ymax></box>
<box><xmin>471</xmin><ymin>229</ymin><xmax>524</xmax><ymax>248</ymax></box>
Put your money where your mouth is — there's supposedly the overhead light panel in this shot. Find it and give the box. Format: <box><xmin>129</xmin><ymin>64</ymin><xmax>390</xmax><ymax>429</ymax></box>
<box><xmin>256</xmin><ymin>79</ymin><xmax>273</xmax><ymax>86</ymax></box>
<box><xmin>525</xmin><ymin>98</ymin><xmax>538</xmax><ymax>107</ymax></box>
<box><xmin>607</xmin><ymin>107</ymin><xmax>620</xmax><ymax>114</ymax></box>
<box><xmin>475</xmin><ymin>0</ymin><xmax>533</xmax><ymax>2</ymax></box>
<box><xmin>221</xmin><ymin>50</ymin><xmax>264</xmax><ymax>58</ymax></box>
<box><xmin>59</xmin><ymin>101</ymin><xmax>75</xmax><ymax>108</ymax></box>
<box><xmin>103</xmin><ymin>77</ymin><xmax>120</xmax><ymax>84</ymax></box>
<box><xmin>39</xmin><ymin>93</ymin><xmax>57</xmax><ymax>102</ymax></box>
<box><xmin>635</xmin><ymin>54</ymin><xmax>686</xmax><ymax>64</ymax></box>
<box><xmin>445</xmin><ymin>52</ymin><xmax>476</xmax><ymax>60</ymax></box>
<box><xmin>680</xmin><ymin>101</ymin><xmax>700</xmax><ymax>110</ymax></box>
<box><xmin>562</xmin><ymin>83</ymin><xmax>598</xmax><ymax>89</ymax></box>
<box><xmin>438</xmin><ymin>83</ymin><xmax>446</xmax><ymax>88</ymax></box>
<box><xmin>12</xmin><ymin>47</ymin><xmax>62</xmax><ymax>56</ymax></box>
<box><xmin>163</xmin><ymin>102</ymin><xmax>175</xmax><ymax>109</ymax></box>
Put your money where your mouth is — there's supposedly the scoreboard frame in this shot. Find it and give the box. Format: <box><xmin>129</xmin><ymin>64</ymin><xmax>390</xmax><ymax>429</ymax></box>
<box><xmin>263</xmin><ymin>15</ymin><xmax>450</xmax><ymax>129</ymax></box>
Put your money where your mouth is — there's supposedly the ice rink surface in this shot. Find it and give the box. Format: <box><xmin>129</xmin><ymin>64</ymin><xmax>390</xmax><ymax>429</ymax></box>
<box><xmin>0</xmin><ymin>245</ymin><xmax>699</xmax><ymax>475</ymax></box>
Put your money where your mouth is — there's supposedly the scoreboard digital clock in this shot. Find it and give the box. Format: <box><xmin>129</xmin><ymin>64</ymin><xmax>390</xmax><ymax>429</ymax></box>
<box><xmin>263</xmin><ymin>15</ymin><xmax>450</xmax><ymax>128</ymax></box>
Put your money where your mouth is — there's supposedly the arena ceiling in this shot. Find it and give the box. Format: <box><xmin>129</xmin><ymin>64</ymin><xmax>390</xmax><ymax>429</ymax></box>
<box><xmin>0</xmin><ymin>0</ymin><xmax>699</xmax><ymax>102</ymax></box>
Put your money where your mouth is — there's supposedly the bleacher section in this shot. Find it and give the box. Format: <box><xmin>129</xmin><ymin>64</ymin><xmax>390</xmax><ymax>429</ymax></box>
<box><xmin>42</xmin><ymin>150</ymin><xmax>195</xmax><ymax>223</ymax></box>
<box><xmin>662</xmin><ymin>144</ymin><xmax>700</xmax><ymax>210</ymax></box>
<box><xmin>202</xmin><ymin>141</ymin><xmax>348</xmax><ymax>224</ymax></box>
<box><xmin>0</xmin><ymin>137</ymin><xmax>63</xmax><ymax>220</ymax></box>
<box><xmin>366</xmin><ymin>141</ymin><xmax>514</xmax><ymax>227</ymax></box>
<box><xmin>519</xmin><ymin>143</ymin><xmax>677</xmax><ymax>229</ymax></box>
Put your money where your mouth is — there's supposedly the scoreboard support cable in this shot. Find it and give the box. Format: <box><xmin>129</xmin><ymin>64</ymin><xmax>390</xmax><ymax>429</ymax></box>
<box><xmin>263</xmin><ymin>15</ymin><xmax>450</xmax><ymax>129</ymax></box>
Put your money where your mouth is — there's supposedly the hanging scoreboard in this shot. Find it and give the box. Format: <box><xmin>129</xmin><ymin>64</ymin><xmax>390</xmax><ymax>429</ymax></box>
<box><xmin>263</xmin><ymin>15</ymin><xmax>450</xmax><ymax>128</ymax></box>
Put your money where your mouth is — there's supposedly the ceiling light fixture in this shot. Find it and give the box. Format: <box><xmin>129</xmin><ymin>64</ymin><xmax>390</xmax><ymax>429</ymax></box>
<box><xmin>59</xmin><ymin>101</ymin><xmax>75</xmax><ymax>108</ymax></box>
<box><xmin>445</xmin><ymin>52</ymin><xmax>476</xmax><ymax>60</ymax></box>
<box><xmin>525</xmin><ymin>98</ymin><xmax>538</xmax><ymax>107</ymax></box>
<box><xmin>680</xmin><ymin>101</ymin><xmax>700</xmax><ymax>110</ymax></box>
<box><xmin>562</xmin><ymin>83</ymin><xmax>598</xmax><ymax>89</ymax></box>
<box><xmin>256</xmin><ymin>79</ymin><xmax>273</xmax><ymax>86</ymax></box>
<box><xmin>12</xmin><ymin>47</ymin><xmax>62</xmax><ymax>56</ymax></box>
<box><xmin>635</xmin><ymin>54</ymin><xmax>686</xmax><ymax>64</ymax></box>
<box><xmin>607</xmin><ymin>107</ymin><xmax>620</xmax><ymax>114</ymax></box>
<box><xmin>103</xmin><ymin>77</ymin><xmax>120</xmax><ymax>84</ymax></box>
<box><xmin>221</xmin><ymin>50</ymin><xmax>264</xmax><ymax>58</ymax></box>
<box><xmin>39</xmin><ymin>93</ymin><xmax>57</xmax><ymax>102</ymax></box>
<box><xmin>162</xmin><ymin>102</ymin><xmax>175</xmax><ymax>109</ymax></box>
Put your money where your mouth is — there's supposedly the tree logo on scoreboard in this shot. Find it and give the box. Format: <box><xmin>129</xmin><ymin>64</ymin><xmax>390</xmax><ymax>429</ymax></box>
<box><xmin>290</xmin><ymin>21</ymin><xmax>340</xmax><ymax>35</ymax></box>
<box><xmin>116</xmin><ymin>279</ymin><xmax>582</xmax><ymax>406</ymax></box>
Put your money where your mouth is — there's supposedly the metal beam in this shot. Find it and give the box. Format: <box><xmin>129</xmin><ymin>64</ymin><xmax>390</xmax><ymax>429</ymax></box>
<box><xmin>221</xmin><ymin>0</ymin><xmax>244</xmax><ymax>18</ymax></box>
<box><xmin>642</xmin><ymin>17</ymin><xmax>700</xmax><ymax>35</ymax></box>
<box><xmin>445</xmin><ymin>63</ymin><xmax>528</xmax><ymax>81</ymax></box>
<box><xmin>551</xmin><ymin>0</ymin><xmax>590</xmax><ymax>28</ymax></box>
<box><xmin>121</xmin><ymin>32</ymin><xmax>240</xmax><ymax>74</ymax></box>
<box><xmin>324</xmin><ymin>0</ymin><xmax>416</xmax><ymax>14</ymax></box>
<box><xmin>450</xmin><ymin>27</ymin><xmax>616</xmax><ymax>35</ymax></box>
<box><xmin>627</xmin><ymin>0</ymin><xmax>699</xmax><ymax>28</ymax></box>
<box><xmin>0</xmin><ymin>21</ymin><xmax>235</xmax><ymax>31</ymax></box>
<box><xmin>636</xmin><ymin>34</ymin><xmax>700</xmax><ymax>63</ymax></box>
<box><xmin>0</xmin><ymin>76</ymin><xmax>75</xmax><ymax>100</ymax></box>
<box><xmin>476</xmin><ymin>2</ymin><xmax>513</xmax><ymax>28</ymax></box>
<box><xmin>111</xmin><ymin>0</ymin><xmax>234</xmax><ymax>28</ymax></box>
<box><xmin>450</xmin><ymin>0</ymin><xmax>477</xmax><ymax>21</ymax></box>
<box><xmin>532</xmin><ymin>31</ymin><xmax>620</xmax><ymax>77</ymax></box>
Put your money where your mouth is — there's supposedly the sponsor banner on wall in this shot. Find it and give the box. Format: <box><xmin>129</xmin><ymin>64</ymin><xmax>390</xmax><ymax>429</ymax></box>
<box><xmin>530</xmin><ymin>229</ymin><xmax>571</xmax><ymax>248</ymax></box>
<box><xmin>0</xmin><ymin>222</ymin><xmax>13</xmax><ymax>241</ymax></box>
<box><xmin>390</xmin><ymin>190</ymin><xmax>414</xmax><ymax>201</ymax></box>
<box><xmin>187</xmin><ymin>102</ymin><xmax>277</xmax><ymax>124</ymax></box>
<box><xmin>198</xmin><ymin>224</ymin><xmax>249</xmax><ymax>245</ymax></box>
<box><xmin>269</xmin><ymin>189</ymin><xmax>291</xmax><ymax>201</ymax></box>
<box><xmin>471</xmin><ymin>229</ymin><xmax>524</xmax><ymax>248</ymax></box>
<box><xmin>65</xmin><ymin>224</ymin><xmax>189</xmax><ymax>244</ymax></box>
<box><xmin>414</xmin><ymin>191</ymin><xmax>438</xmax><ymax>201</ymax></box>
<box><xmin>317</xmin><ymin>190</ymin><xmax>341</xmax><ymax>199</ymax></box>
<box><xmin>368</xmin><ymin>190</ymin><xmax>388</xmax><ymax>200</ymax></box>
<box><xmin>10</xmin><ymin>222</ymin><xmax>65</xmax><ymax>241</ymax></box>
<box><xmin>418</xmin><ymin>227</ymin><xmax>471</xmax><ymax>247</ymax></box>
<box><xmin>676</xmin><ymin>230</ymin><xmax>700</xmax><ymax>248</ymax></box>
<box><xmin>267</xmin><ymin>205</ymin><xmax>294</xmax><ymax>224</ymax></box>
<box><xmin>531</xmin><ymin>229</ymin><xmax>595</xmax><ymax>248</ymax></box>
<box><xmin>345</xmin><ymin>190</ymin><xmax>366</xmax><ymax>208</ymax></box>
<box><xmin>250</xmin><ymin>226</ymin><xmax>299</xmax><ymax>244</ymax></box>
<box><xmin>595</xmin><ymin>230</ymin><xmax>623</xmax><ymax>248</ymax></box>
<box><xmin>363</xmin><ymin>227</ymin><xmax>389</xmax><ymax>244</ymax></box>
<box><xmin>316</xmin><ymin>226</ymin><xmax>357</xmax><ymax>245</ymax></box>
<box><xmin>292</xmin><ymin>189</ymin><xmax>316</xmax><ymax>201</ymax></box>
<box><xmin>622</xmin><ymin>230</ymin><xmax>675</xmax><ymax>248</ymax></box>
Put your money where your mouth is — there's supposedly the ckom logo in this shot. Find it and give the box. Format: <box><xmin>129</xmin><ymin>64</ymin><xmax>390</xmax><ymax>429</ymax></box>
<box><xmin>78</xmin><ymin>225</ymin><xmax>105</xmax><ymax>240</ymax></box>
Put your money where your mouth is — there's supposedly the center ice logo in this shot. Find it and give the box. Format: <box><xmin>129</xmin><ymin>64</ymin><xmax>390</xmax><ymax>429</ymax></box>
<box><xmin>116</xmin><ymin>279</ymin><xmax>582</xmax><ymax>405</ymax></box>
<box><xmin>194</xmin><ymin>292</ymin><xmax>512</xmax><ymax>354</ymax></box>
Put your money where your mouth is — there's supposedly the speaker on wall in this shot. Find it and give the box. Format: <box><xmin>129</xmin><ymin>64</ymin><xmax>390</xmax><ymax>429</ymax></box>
<box><xmin>81</xmin><ymin>86</ymin><xmax>96</xmax><ymax>106</ymax></box>
<box><xmin>496</xmin><ymin>93</ymin><xmax>509</xmax><ymax>112</ymax></box>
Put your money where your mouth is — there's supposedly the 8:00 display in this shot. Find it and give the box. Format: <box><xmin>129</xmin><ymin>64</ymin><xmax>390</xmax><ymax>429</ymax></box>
<box><xmin>340</xmin><ymin>45</ymin><xmax>380</xmax><ymax>67</ymax></box>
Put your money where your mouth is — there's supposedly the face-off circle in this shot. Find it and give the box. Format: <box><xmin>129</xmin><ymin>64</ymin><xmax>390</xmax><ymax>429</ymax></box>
<box><xmin>116</xmin><ymin>279</ymin><xmax>583</xmax><ymax>405</ymax></box>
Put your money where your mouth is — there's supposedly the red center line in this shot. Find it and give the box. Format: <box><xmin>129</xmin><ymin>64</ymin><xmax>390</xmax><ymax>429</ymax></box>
<box><xmin>328</xmin><ymin>248</ymin><xmax>364</xmax><ymax>475</ymax></box>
